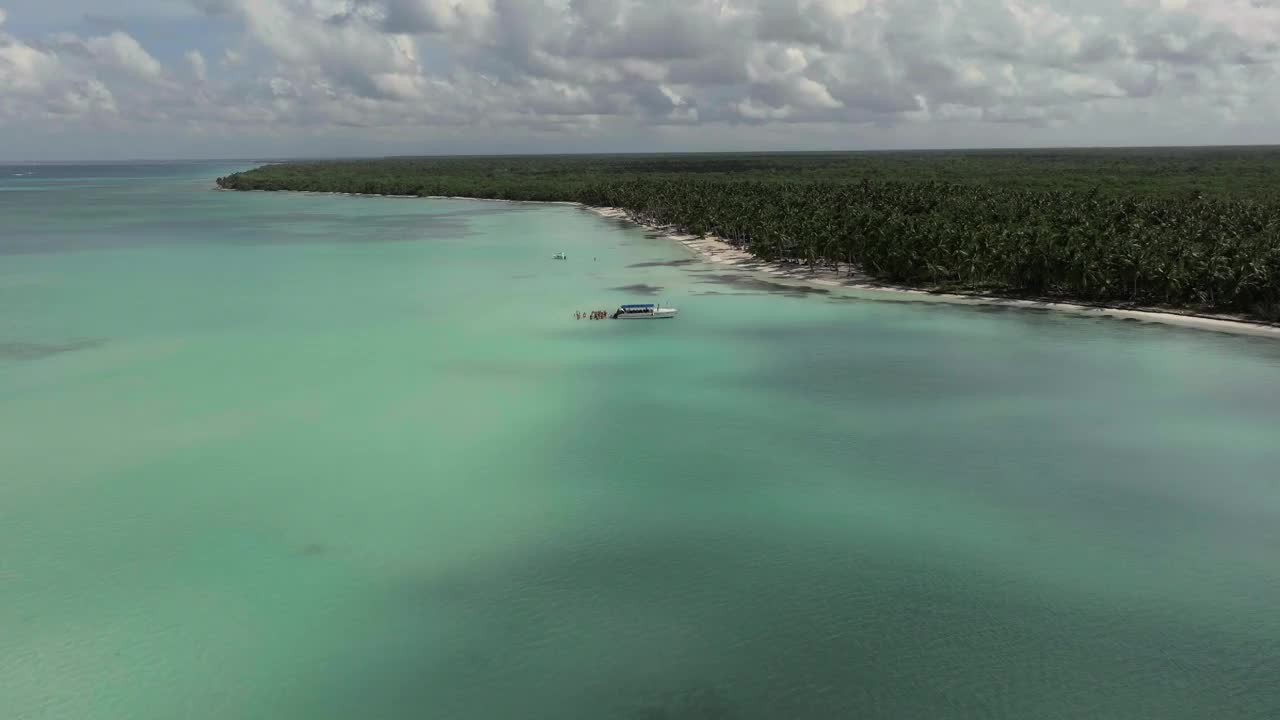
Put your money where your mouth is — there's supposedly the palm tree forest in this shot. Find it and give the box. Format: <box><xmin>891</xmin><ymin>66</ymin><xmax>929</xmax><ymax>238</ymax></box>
<box><xmin>217</xmin><ymin>148</ymin><xmax>1280</xmax><ymax>321</ymax></box>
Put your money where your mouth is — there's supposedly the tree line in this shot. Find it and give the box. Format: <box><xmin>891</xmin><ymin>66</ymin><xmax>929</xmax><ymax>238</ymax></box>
<box><xmin>217</xmin><ymin>152</ymin><xmax>1280</xmax><ymax>319</ymax></box>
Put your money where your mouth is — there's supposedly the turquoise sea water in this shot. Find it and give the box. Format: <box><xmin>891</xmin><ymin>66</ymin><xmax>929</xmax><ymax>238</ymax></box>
<box><xmin>3</xmin><ymin>163</ymin><xmax>1280</xmax><ymax>719</ymax></box>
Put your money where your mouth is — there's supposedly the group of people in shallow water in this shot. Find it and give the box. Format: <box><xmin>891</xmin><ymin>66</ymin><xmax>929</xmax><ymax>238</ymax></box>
<box><xmin>576</xmin><ymin>310</ymin><xmax>609</xmax><ymax>320</ymax></box>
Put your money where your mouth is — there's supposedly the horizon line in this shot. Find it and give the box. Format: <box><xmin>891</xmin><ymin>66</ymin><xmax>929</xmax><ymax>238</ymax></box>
<box><xmin>5</xmin><ymin>142</ymin><xmax>1280</xmax><ymax>165</ymax></box>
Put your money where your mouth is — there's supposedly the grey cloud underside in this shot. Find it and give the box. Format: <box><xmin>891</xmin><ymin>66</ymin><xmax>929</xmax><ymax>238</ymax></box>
<box><xmin>2</xmin><ymin>0</ymin><xmax>1280</xmax><ymax>155</ymax></box>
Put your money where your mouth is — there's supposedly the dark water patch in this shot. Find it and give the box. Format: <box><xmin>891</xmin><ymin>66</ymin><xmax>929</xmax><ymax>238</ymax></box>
<box><xmin>867</xmin><ymin>298</ymin><xmax>937</xmax><ymax>307</ymax></box>
<box><xmin>221</xmin><ymin>218</ymin><xmax>476</xmax><ymax>247</ymax></box>
<box><xmin>629</xmin><ymin>687</ymin><xmax>739</xmax><ymax>720</ymax></box>
<box><xmin>713</xmin><ymin>321</ymin><xmax>1066</xmax><ymax>409</ymax></box>
<box><xmin>970</xmin><ymin>304</ymin><xmax>1057</xmax><ymax>315</ymax></box>
<box><xmin>697</xmin><ymin>273</ymin><xmax>829</xmax><ymax>297</ymax></box>
<box><xmin>610</xmin><ymin>284</ymin><xmax>664</xmax><ymax>296</ymax></box>
<box><xmin>628</xmin><ymin>259</ymin><xmax>699</xmax><ymax>268</ymax></box>
<box><xmin>423</xmin><ymin>205</ymin><xmax>522</xmax><ymax>219</ymax></box>
<box><xmin>0</xmin><ymin>218</ymin><xmax>475</xmax><ymax>255</ymax></box>
<box><xmin>299</xmin><ymin>542</ymin><xmax>329</xmax><ymax>557</ymax></box>
<box><xmin>0</xmin><ymin>339</ymin><xmax>102</xmax><ymax>360</ymax></box>
<box><xmin>252</xmin><ymin>211</ymin><xmax>476</xmax><ymax>234</ymax></box>
<box><xmin>371</xmin><ymin>521</ymin><xmax>1280</xmax><ymax>720</ymax></box>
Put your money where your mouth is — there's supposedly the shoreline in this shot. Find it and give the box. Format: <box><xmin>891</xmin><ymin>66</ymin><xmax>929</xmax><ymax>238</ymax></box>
<box><xmin>216</xmin><ymin>186</ymin><xmax>1280</xmax><ymax>338</ymax></box>
<box><xmin>583</xmin><ymin>206</ymin><xmax>1280</xmax><ymax>339</ymax></box>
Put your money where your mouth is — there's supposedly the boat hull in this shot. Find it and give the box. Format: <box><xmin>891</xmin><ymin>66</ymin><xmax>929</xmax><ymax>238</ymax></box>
<box><xmin>616</xmin><ymin>309</ymin><xmax>678</xmax><ymax>319</ymax></box>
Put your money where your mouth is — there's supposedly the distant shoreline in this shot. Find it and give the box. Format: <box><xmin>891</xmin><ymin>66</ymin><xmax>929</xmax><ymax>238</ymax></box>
<box><xmin>580</xmin><ymin>207</ymin><xmax>1280</xmax><ymax>339</ymax></box>
<box><xmin>219</xmin><ymin>187</ymin><xmax>1280</xmax><ymax>339</ymax></box>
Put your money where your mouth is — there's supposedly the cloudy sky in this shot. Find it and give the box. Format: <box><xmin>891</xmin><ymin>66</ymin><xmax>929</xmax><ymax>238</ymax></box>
<box><xmin>1</xmin><ymin>0</ymin><xmax>1279</xmax><ymax>160</ymax></box>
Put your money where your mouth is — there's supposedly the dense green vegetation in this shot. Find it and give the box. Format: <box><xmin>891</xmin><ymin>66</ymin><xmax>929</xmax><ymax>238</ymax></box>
<box><xmin>217</xmin><ymin>149</ymin><xmax>1280</xmax><ymax>319</ymax></box>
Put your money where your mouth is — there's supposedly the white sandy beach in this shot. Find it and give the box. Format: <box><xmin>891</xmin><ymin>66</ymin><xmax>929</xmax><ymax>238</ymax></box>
<box><xmin>584</xmin><ymin>206</ymin><xmax>1280</xmax><ymax>340</ymax></box>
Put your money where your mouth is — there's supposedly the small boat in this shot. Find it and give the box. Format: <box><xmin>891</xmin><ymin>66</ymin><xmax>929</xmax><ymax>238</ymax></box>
<box><xmin>612</xmin><ymin>303</ymin><xmax>678</xmax><ymax>319</ymax></box>
<box><xmin>553</xmin><ymin>252</ymin><xmax>568</xmax><ymax>260</ymax></box>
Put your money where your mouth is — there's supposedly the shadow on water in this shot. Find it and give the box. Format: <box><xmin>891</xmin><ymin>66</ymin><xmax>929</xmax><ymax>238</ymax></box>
<box><xmin>235</xmin><ymin>214</ymin><xmax>477</xmax><ymax>245</ymax></box>
<box><xmin>286</xmin><ymin>318</ymin><xmax>1280</xmax><ymax>720</ymax></box>
<box><xmin>629</xmin><ymin>687</ymin><xmax>739</xmax><ymax>720</ymax></box>
<box><xmin>0</xmin><ymin>220</ymin><xmax>476</xmax><ymax>255</ymax></box>
<box><xmin>628</xmin><ymin>259</ymin><xmax>700</xmax><ymax>269</ymax></box>
<box><xmin>966</xmin><ymin>304</ymin><xmax>1057</xmax><ymax>314</ymax></box>
<box><xmin>696</xmin><ymin>273</ymin><xmax>830</xmax><ymax>297</ymax></box>
<box><xmin>610</xmin><ymin>284</ymin><xmax>664</xmax><ymax>296</ymax></box>
<box><xmin>413</xmin><ymin>205</ymin><xmax>522</xmax><ymax>219</ymax></box>
<box><xmin>354</xmin><ymin>520</ymin><xmax>1279</xmax><ymax>720</ymax></box>
<box><xmin>0</xmin><ymin>339</ymin><xmax>102</xmax><ymax>360</ymax></box>
<box><xmin>0</xmin><ymin>196</ymin><xmax>497</xmax><ymax>255</ymax></box>
<box><xmin>298</xmin><ymin>542</ymin><xmax>330</xmax><ymax>558</ymax></box>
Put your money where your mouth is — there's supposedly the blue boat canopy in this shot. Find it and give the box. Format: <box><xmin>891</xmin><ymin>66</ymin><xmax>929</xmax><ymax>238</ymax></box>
<box><xmin>620</xmin><ymin>304</ymin><xmax>656</xmax><ymax>309</ymax></box>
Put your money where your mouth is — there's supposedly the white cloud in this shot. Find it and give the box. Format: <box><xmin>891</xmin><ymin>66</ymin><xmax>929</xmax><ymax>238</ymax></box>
<box><xmin>83</xmin><ymin>32</ymin><xmax>165</xmax><ymax>81</ymax></box>
<box><xmin>0</xmin><ymin>32</ymin><xmax>120</xmax><ymax>119</ymax></box>
<box><xmin>3</xmin><ymin>0</ymin><xmax>1280</xmax><ymax>158</ymax></box>
<box><xmin>186</xmin><ymin>50</ymin><xmax>207</xmax><ymax>82</ymax></box>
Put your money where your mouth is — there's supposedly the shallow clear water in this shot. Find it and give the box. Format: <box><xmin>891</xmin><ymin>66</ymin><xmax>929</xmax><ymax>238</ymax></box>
<box><xmin>3</xmin><ymin>164</ymin><xmax>1279</xmax><ymax>720</ymax></box>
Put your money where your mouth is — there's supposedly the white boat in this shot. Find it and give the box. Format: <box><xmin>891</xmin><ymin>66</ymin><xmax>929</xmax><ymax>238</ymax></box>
<box><xmin>553</xmin><ymin>252</ymin><xmax>568</xmax><ymax>260</ymax></box>
<box><xmin>612</xmin><ymin>303</ymin><xmax>678</xmax><ymax>319</ymax></box>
